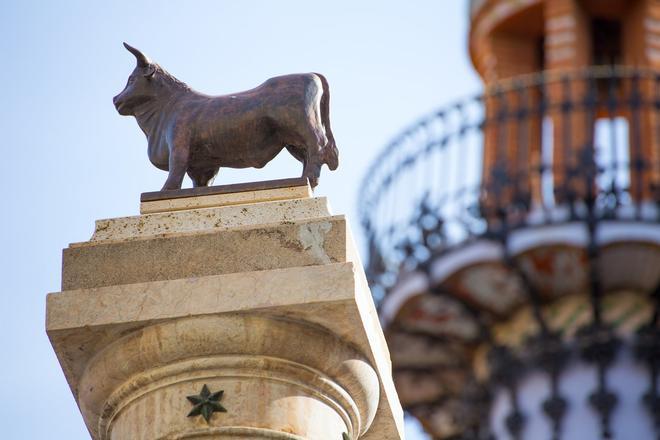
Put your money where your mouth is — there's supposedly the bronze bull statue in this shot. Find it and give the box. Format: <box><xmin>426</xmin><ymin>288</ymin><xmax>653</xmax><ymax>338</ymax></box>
<box><xmin>113</xmin><ymin>43</ymin><xmax>338</xmax><ymax>190</ymax></box>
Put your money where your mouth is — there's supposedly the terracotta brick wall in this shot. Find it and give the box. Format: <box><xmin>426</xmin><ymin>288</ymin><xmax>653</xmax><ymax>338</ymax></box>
<box><xmin>637</xmin><ymin>0</ymin><xmax>660</xmax><ymax>196</ymax></box>
<box><xmin>471</xmin><ymin>0</ymin><xmax>660</xmax><ymax>204</ymax></box>
<box><xmin>544</xmin><ymin>0</ymin><xmax>591</xmax><ymax>69</ymax></box>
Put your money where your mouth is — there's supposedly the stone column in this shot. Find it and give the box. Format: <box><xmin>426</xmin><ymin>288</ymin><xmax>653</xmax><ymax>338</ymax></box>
<box><xmin>46</xmin><ymin>178</ymin><xmax>404</xmax><ymax>440</ymax></box>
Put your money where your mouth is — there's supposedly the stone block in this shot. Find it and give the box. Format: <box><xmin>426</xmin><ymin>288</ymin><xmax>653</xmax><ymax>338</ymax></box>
<box><xmin>63</xmin><ymin>215</ymin><xmax>349</xmax><ymax>290</ymax></box>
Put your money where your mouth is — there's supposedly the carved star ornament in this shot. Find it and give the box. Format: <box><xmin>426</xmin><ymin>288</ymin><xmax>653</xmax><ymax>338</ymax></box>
<box><xmin>186</xmin><ymin>384</ymin><xmax>227</xmax><ymax>423</ymax></box>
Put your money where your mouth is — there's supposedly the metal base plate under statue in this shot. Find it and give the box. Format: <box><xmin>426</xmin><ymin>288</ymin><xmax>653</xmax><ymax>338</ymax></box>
<box><xmin>46</xmin><ymin>178</ymin><xmax>404</xmax><ymax>440</ymax></box>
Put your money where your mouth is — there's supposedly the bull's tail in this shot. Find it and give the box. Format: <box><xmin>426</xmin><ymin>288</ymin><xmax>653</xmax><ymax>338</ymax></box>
<box><xmin>314</xmin><ymin>72</ymin><xmax>339</xmax><ymax>170</ymax></box>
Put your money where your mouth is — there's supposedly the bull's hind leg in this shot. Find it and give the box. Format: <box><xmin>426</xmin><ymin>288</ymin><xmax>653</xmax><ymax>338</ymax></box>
<box><xmin>303</xmin><ymin>160</ymin><xmax>322</xmax><ymax>188</ymax></box>
<box><xmin>286</xmin><ymin>144</ymin><xmax>318</xmax><ymax>186</ymax></box>
<box><xmin>286</xmin><ymin>145</ymin><xmax>306</xmax><ymax>167</ymax></box>
<box><xmin>286</xmin><ymin>144</ymin><xmax>318</xmax><ymax>187</ymax></box>
<box><xmin>296</xmin><ymin>126</ymin><xmax>327</xmax><ymax>188</ymax></box>
<box><xmin>187</xmin><ymin>166</ymin><xmax>219</xmax><ymax>187</ymax></box>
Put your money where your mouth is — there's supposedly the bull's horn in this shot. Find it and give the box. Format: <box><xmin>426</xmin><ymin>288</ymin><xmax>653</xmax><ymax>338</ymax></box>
<box><xmin>123</xmin><ymin>42</ymin><xmax>151</xmax><ymax>67</ymax></box>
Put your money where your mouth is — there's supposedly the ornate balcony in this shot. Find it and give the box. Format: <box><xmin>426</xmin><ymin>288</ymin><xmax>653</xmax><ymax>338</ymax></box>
<box><xmin>359</xmin><ymin>67</ymin><xmax>660</xmax><ymax>438</ymax></box>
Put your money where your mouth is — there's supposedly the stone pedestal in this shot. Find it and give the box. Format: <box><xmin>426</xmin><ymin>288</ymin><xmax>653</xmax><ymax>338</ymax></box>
<box><xmin>46</xmin><ymin>179</ymin><xmax>404</xmax><ymax>440</ymax></box>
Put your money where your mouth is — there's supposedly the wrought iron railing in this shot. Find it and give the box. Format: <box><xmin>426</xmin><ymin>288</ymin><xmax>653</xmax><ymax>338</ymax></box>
<box><xmin>359</xmin><ymin>66</ymin><xmax>660</xmax><ymax>301</ymax></box>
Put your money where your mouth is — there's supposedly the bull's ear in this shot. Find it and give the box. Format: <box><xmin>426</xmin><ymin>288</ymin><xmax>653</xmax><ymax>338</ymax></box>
<box><xmin>143</xmin><ymin>64</ymin><xmax>156</xmax><ymax>78</ymax></box>
<box><xmin>123</xmin><ymin>42</ymin><xmax>151</xmax><ymax>68</ymax></box>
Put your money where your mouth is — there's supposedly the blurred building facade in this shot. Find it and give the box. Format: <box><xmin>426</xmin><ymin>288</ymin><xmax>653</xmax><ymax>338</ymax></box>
<box><xmin>361</xmin><ymin>0</ymin><xmax>660</xmax><ymax>438</ymax></box>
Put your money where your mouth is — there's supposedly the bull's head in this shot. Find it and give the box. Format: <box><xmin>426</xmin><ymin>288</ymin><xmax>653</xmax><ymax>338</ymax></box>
<box><xmin>113</xmin><ymin>43</ymin><xmax>158</xmax><ymax>116</ymax></box>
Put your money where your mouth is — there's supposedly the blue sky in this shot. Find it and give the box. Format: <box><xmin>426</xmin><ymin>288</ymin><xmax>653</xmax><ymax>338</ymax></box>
<box><xmin>0</xmin><ymin>1</ymin><xmax>480</xmax><ymax>438</ymax></box>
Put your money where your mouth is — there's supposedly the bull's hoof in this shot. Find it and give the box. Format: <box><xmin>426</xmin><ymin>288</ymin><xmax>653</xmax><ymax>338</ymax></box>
<box><xmin>161</xmin><ymin>184</ymin><xmax>182</xmax><ymax>191</ymax></box>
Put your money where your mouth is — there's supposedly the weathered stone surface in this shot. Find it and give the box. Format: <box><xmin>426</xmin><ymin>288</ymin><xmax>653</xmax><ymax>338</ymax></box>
<box><xmin>48</xmin><ymin>192</ymin><xmax>404</xmax><ymax>439</ymax></box>
<box><xmin>93</xmin><ymin>197</ymin><xmax>331</xmax><ymax>242</ymax></box>
<box><xmin>63</xmin><ymin>215</ymin><xmax>349</xmax><ymax>290</ymax></box>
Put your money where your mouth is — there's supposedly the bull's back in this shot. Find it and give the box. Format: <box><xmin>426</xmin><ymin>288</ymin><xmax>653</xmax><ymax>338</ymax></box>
<box><xmin>188</xmin><ymin>74</ymin><xmax>323</xmax><ymax>168</ymax></box>
<box><xmin>236</xmin><ymin>73</ymin><xmax>321</xmax><ymax>120</ymax></box>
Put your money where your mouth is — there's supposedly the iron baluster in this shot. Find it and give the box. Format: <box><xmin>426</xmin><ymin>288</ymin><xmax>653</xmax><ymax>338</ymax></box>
<box><xmin>629</xmin><ymin>72</ymin><xmax>644</xmax><ymax>216</ymax></box>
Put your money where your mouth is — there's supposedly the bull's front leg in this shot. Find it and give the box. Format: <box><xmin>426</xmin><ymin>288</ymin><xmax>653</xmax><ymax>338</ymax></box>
<box><xmin>161</xmin><ymin>138</ymin><xmax>190</xmax><ymax>191</ymax></box>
